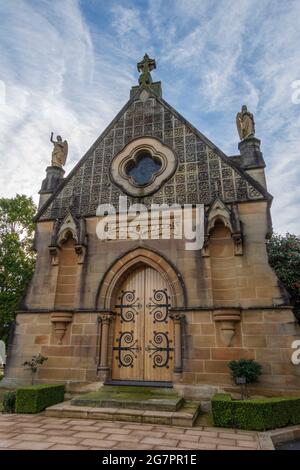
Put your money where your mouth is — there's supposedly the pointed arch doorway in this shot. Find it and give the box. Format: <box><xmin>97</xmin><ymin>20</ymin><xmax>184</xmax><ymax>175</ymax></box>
<box><xmin>111</xmin><ymin>265</ymin><xmax>174</xmax><ymax>383</ymax></box>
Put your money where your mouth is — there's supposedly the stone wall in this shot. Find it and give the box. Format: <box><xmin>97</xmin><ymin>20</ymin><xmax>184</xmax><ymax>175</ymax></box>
<box><xmin>182</xmin><ymin>308</ymin><xmax>300</xmax><ymax>393</ymax></box>
<box><xmin>4</xmin><ymin>312</ymin><xmax>99</xmax><ymax>386</ymax></box>
<box><xmin>4</xmin><ymin>307</ymin><xmax>299</xmax><ymax>395</ymax></box>
<box><xmin>24</xmin><ymin>201</ymin><xmax>285</xmax><ymax>312</ymax></box>
<box><xmin>3</xmin><ymin>199</ymin><xmax>299</xmax><ymax>393</ymax></box>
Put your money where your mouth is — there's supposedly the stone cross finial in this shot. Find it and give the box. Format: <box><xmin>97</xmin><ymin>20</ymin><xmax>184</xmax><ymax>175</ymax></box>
<box><xmin>137</xmin><ymin>53</ymin><xmax>156</xmax><ymax>85</ymax></box>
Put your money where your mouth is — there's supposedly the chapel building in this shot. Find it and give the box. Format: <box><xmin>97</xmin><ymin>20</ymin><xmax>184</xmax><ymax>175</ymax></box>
<box><xmin>4</xmin><ymin>55</ymin><xmax>299</xmax><ymax>396</ymax></box>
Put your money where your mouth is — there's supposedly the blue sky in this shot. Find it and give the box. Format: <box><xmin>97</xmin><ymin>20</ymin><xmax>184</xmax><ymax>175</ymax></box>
<box><xmin>0</xmin><ymin>0</ymin><xmax>299</xmax><ymax>233</ymax></box>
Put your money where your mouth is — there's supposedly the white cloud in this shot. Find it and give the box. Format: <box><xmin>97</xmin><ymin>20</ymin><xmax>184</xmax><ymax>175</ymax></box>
<box><xmin>0</xmin><ymin>0</ymin><xmax>299</xmax><ymax>235</ymax></box>
<box><xmin>0</xmin><ymin>0</ymin><xmax>128</xmax><ymax>201</ymax></box>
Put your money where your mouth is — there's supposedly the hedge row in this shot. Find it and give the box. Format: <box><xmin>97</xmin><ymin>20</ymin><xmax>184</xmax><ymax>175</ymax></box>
<box><xmin>15</xmin><ymin>384</ymin><xmax>65</xmax><ymax>413</ymax></box>
<box><xmin>212</xmin><ymin>393</ymin><xmax>300</xmax><ymax>431</ymax></box>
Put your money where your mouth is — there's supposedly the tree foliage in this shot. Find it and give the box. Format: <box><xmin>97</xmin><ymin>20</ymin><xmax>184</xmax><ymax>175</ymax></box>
<box><xmin>228</xmin><ymin>359</ymin><xmax>262</xmax><ymax>385</ymax></box>
<box><xmin>267</xmin><ymin>232</ymin><xmax>300</xmax><ymax>320</ymax></box>
<box><xmin>0</xmin><ymin>195</ymin><xmax>36</xmax><ymax>342</ymax></box>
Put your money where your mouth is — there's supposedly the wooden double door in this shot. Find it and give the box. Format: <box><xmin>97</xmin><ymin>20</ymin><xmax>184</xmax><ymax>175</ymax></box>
<box><xmin>112</xmin><ymin>266</ymin><xmax>174</xmax><ymax>382</ymax></box>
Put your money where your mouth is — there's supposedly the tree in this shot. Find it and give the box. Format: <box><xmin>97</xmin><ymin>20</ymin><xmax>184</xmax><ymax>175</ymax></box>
<box><xmin>0</xmin><ymin>194</ymin><xmax>36</xmax><ymax>342</ymax></box>
<box><xmin>267</xmin><ymin>233</ymin><xmax>300</xmax><ymax>321</ymax></box>
<box><xmin>23</xmin><ymin>353</ymin><xmax>48</xmax><ymax>385</ymax></box>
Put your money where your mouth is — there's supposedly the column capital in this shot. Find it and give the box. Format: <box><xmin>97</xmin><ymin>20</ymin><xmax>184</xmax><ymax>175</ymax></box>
<box><xmin>169</xmin><ymin>312</ymin><xmax>185</xmax><ymax>322</ymax></box>
<box><xmin>98</xmin><ymin>311</ymin><xmax>114</xmax><ymax>324</ymax></box>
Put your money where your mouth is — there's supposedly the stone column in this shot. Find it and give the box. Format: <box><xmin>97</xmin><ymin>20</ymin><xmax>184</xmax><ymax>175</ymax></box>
<box><xmin>98</xmin><ymin>312</ymin><xmax>114</xmax><ymax>379</ymax></box>
<box><xmin>170</xmin><ymin>313</ymin><xmax>185</xmax><ymax>377</ymax></box>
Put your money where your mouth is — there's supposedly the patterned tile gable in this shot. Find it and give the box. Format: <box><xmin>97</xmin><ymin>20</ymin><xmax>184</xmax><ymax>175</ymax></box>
<box><xmin>38</xmin><ymin>88</ymin><xmax>268</xmax><ymax>221</ymax></box>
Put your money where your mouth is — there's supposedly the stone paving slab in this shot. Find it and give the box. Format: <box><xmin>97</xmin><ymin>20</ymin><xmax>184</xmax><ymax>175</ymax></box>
<box><xmin>0</xmin><ymin>413</ymin><xmax>260</xmax><ymax>450</ymax></box>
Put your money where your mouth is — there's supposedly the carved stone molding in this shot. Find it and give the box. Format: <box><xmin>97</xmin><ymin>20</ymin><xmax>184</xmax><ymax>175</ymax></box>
<box><xmin>74</xmin><ymin>244</ymin><xmax>86</xmax><ymax>265</ymax></box>
<box><xmin>169</xmin><ymin>312</ymin><xmax>185</xmax><ymax>323</ymax></box>
<box><xmin>201</xmin><ymin>199</ymin><xmax>243</xmax><ymax>257</ymax></box>
<box><xmin>98</xmin><ymin>312</ymin><xmax>114</xmax><ymax>324</ymax></box>
<box><xmin>49</xmin><ymin>211</ymin><xmax>87</xmax><ymax>264</ymax></box>
<box><xmin>49</xmin><ymin>246</ymin><xmax>59</xmax><ymax>266</ymax></box>
<box><xmin>213</xmin><ymin>309</ymin><xmax>241</xmax><ymax>347</ymax></box>
<box><xmin>50</xmin><ymin>312</ymin><xmax>73</xmax><ymax>345</ymax></box>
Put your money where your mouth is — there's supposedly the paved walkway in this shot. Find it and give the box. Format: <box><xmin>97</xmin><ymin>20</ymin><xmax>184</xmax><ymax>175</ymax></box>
<box><xmin>0</xmin><ymin>413</ymin><xmax>260</xmax><ymax>450</ymax></box>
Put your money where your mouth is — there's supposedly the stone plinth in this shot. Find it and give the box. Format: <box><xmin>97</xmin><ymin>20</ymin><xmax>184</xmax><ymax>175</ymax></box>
<box><xmin>238</xmin><ymin>137</ymin><xmax>265</xmax><ymax>169</ymax></box>
<box><xmin>38</xmin><ymin>166</ymin><xmax>65</xmax><ymax>209</ymax></box>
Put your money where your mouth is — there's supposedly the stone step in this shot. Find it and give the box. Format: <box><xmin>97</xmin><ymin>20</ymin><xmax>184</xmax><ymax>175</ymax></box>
<box><xmin>71</xmin><ymin>396</ymin><xmax>184</xmax><ymax>412</ymax></box>
<box><xmin>71</xmin><ymin>385</ymin><xmax>184</xmax><ymax>412</ymax></box>
<box><xmin>45</xmin><ymin>400</ymin><xmax>200</xmax><ymax>427</ymax></box>
<box><xmin>65</xmin><ymin>381</ymin><xmax>103</xmax><ymax>395</ymax></box>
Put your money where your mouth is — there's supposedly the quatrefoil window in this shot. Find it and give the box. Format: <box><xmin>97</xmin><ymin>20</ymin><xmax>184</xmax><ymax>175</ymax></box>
<box><xmin>110</xmin><ymin>137</ymin><xmax>178</xmax><ymax>198</ymax></box>
<box><xmin>125</xmin><ymin>151</ymin><xmax>162</xmax><ymax>187</ymax></box>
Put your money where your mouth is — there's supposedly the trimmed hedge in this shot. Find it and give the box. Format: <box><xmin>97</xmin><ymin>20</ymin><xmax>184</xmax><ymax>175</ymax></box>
<box><xmin>15</xmin><ymin>384</ymin><xmax>65</xmax><ymax>414</ymax></box>
<box><xmin>3</xmin><ymin>391</ymin><xmax>16</xmax><ymax>413</ymax></box>
<box><xmin>212</xmin><ymin>393</ymin><xmax>300</xmax><ymax>431</ymax></box>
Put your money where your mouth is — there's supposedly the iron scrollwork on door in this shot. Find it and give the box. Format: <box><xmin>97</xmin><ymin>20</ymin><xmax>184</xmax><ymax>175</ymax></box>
<box><xmin>145</xmin><ymin>331</ymin><xmax>174</xmax><ymax>368</ymax></box>
<box><xmin>114</xmin><ymin>290</ymin><xmax>142</xmax><ymax>368</ymax></box>
<box><xmin>146</xmin><ymin>288</ymin><xmax>171</xmax><ymax>323</ymax></box>
<box><xmin>113</xmin><ymin>331</ymin><xmax>141</xmax><ymax>368</ymax></box>
<box><xmin>115</xmin><ymin>290</ymin><xmax>142</xmax><ymax>323</ymax></box>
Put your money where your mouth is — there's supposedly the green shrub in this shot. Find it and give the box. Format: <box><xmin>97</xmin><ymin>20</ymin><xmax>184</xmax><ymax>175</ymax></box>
<box><xmin>3</xmin><ymin>391</ymin><xmax>16</xmax><ymax>413</ymax></box>
<box><xmin>15</xmin><ymin>384</ymin><xmax>64</xmax><ymax>414</ymax></box>
<box><xmin>228</xmin><ymin>359</ymin><xmax>262</xmax><ymax>384</ymax></box>
<box><xmin>212</xmin><ymin>393</ymin><xmax>300</xmax><ymax>431</ymax></box>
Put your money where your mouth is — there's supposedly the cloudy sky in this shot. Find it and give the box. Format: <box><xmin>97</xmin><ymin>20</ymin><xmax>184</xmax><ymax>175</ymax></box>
<box><xmin>0</xmin><ymin>0</ymin><xmax>299</xmax><ymax>233</ymax></box>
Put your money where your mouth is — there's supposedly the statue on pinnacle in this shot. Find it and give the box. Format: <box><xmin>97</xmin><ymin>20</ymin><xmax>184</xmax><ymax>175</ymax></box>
<box><xmin>236</xmin><ymin>105</ymin><xmax>255</xmax><ymax>141</ymax></box>
<box><xmin>50</xmin><ymin>132</ymin><xmax>68</xmax><ymax>167</ymax></box>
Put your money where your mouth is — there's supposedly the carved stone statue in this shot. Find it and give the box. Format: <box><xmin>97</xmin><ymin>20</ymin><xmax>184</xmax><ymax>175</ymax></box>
<box><xmin>50</xmin><ymin>132</ymin><xmax>68</xmax><ymax>167</ymax></box>
<box><xmin>236</xmin><ymin>105</ymin><xmax>255</xmax><ymax>141</ymax></box>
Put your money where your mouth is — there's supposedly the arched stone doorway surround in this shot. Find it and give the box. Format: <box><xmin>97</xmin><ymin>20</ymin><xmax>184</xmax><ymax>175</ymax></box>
<box><xmin>95</xmin><ymin>247</ymin><xmax>186</xmax><ymax>383</ymax></box>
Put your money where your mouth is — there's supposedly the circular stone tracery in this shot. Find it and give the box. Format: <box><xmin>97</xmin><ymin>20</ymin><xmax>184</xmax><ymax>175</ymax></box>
<box><xmin>110</xmin><ymin>137</ymin><xmax>178</xmax><ymax>197</ymax></box>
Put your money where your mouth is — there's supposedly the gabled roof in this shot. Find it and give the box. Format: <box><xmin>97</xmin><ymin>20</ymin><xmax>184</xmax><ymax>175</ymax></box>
<box><xmin>35</xmin><ymin>85</ymin><xmax>272</xmax><ymax>222</ymax></box>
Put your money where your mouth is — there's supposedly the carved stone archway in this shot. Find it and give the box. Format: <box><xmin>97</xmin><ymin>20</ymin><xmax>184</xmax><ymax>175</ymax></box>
<box><xmin>96</xmin><ymin>247</ymin><xmax>186</xmax><ymax>311</ymax></box>
<box><xmin>96</xmin><ymin>247</ymin><xmax>186</xmax><ymax>382</ymax></box>
<box><xmin>202</xmin><ymin>198</ymin><xmax>243</xmax><ymax>257</ymax></box>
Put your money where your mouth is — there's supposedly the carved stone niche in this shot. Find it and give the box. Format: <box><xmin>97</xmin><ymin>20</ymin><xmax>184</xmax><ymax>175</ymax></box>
<box><xmin>201</xmin><ymin>199</ymin><xmax>243</xmax><ymax>257</ymax></box>
<box><xmin>48</xmin><ymin>210</ymin><xmax>87</xmax><ymax>265</ymax></box>
<box><xmin>213</xmin><ymin>309</ymin><xmax>241</xmax><ymax>347</ymax></box>
<box><xmin>51</xmin><ymin>312</ymin><xmax>73</xmax><ymax>345</ymax></box>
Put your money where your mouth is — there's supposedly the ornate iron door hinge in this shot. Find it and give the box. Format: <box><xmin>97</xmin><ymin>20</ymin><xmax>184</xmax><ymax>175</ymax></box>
<box><xmin>113</xmin><ymin>331</ymin><xmax>141</xmax><ymax>368</ymax></box>
<box><xmin>145</xmin><ymin>331</ymin><xmax>174</xmax><ymax>368</ymax></box>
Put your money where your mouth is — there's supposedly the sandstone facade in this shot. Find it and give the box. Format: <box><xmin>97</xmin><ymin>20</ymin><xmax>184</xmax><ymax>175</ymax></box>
<box><xmin>3</xmin><ymin>68</ymin><xmax>300</xmax><ymax>396</ymax></box>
